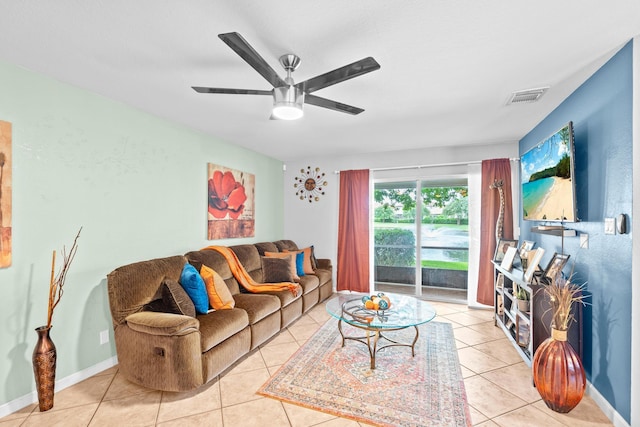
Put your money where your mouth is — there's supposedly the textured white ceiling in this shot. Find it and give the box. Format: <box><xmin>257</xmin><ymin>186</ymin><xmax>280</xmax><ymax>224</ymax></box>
<box><xmin>0</xmin><ymin>1</ymin><xmax>639</xmax><ymax>161</ymax></box>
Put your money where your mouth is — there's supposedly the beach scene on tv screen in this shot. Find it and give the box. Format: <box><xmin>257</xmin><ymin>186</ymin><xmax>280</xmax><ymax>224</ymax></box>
<box><xmin>521</xmin><ymin>125</ymin><xmax>575</xmax><ymax>222</ymax></box>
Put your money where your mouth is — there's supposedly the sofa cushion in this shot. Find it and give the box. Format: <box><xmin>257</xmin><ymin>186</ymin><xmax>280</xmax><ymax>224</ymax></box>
<box><xmin>143</xmin><ymin>279</ymin><xmax>197</xmax><ymax>318</ymax></box>
<box><xmin>261</xmin><ymin>256</ymin><xmax>295</xmax><ymax>283</ymax></box>
<box><xmin>284</xmin><ymin>247</ymin><xmax>315</xmax><ymax>274</ymax></box>
<box><xmin>185</xmin><ymin>250</ymin><xmax>241</xmax><ymax>295</ymax></box>
<box><xmin>162</xmin><ymin>279</ymin><xmax>196</xmax><ymax>317</ymax></box>
<box><xmin>293</xmin><ymin>251</ymin><xmax>305</xmax><ymax>277</ymax></box>
<box><xmin>233</xmin><ymin>293</ymin><xmax>281</xmax><ymax>325</ymax></box>
<box><xmin>274</xmin><ymin>240</ymin><xmax>298</xmax><ymax>252</ymax></box>
<box><xmin>260</xmin><ymin>288</ymin><xmax>301</xmax><ymax>309</ymax></box>
<box><xmin>126</xmin><ymin>312</ymin><xmax>199</xmax><ymax>336</ymax></box>
<box><xmin>107</xmin><ymin>255</ymin><xmax>188</xmax><ymax>326</ymax></box>
<box><xmin>313</xmin><ymin>267</ymin><xmax>332</xmax><ymax>286</ymax></box>
<box><xmin>197</xmin><ymin>308</ymin><xmax>249</xmax><ymax>352</ymax></box>
<box><xmin>298</xmin><ymin>274</ymin><xmax>320</xmax><ymax>295</ymax></box>
<box><xmin>180</xmin><ymin>263</ymin><xmax>210</xmax><ymax>314</ymax></box>
<box><xmin>200</xmin><ymin>265</ymin><xmax>235</xmax><ymax>310</ymax></box>
<box><xmin>264</xmin><ymin>251</ymin><xmax>300</xmax><ymax>281</ymax></box>
<box><xmin>254</xmin><ymin>241</ymin><xmax>279</xmax><ymax>256</ymax></box>
<box><xmin>309</xmin><ymin>245</ymin><xmax>318</xmax><ymax>270</ymax></box>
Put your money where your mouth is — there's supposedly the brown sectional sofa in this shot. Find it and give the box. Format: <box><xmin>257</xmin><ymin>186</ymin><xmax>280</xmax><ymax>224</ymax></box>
<box><xmin>107</xmin><ymin>240</ymin><xmax>332</xmax><ymax>392</ymax></box>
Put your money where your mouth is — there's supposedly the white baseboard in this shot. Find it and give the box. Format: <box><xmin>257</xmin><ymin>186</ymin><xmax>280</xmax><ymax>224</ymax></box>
<box><xmin>586</xmin><ymin>381</ymin><xmax>630</xmax><ymax>427</ymax></box>
<box><xmin>0</xmin><ymin>356</ymin><xmax>118</xmax><ymax>419</ymax></box>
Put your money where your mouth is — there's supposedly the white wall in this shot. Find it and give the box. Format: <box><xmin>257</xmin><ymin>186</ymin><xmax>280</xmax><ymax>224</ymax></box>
<box><xmin>283</xmin><ymin>142</ymin><xmax>519</xmax><ymax>295</ymax></box>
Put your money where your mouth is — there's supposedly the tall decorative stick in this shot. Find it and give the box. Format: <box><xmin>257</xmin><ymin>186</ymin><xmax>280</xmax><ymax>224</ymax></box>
<box><xmin>489</xmin><ymin>179</ymin><xmax>505</xmax><ymax>245</ymax></box>
<box><xmin>46</xmin><ymin>228</ymin><xmax>82</xmax><ymax>329</ymax></box>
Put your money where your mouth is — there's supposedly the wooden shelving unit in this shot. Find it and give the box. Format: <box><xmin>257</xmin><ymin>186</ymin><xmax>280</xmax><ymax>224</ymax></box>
<box><xmin>493</xmin><ymin>262</ymin><xmax>541</xmax><ymax>365</ymax></box>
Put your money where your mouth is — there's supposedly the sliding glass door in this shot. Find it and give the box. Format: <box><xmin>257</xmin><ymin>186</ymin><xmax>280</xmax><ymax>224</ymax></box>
<box><xmin>373</xmin><ymin>177</ymin><xmax>469</xmax><ymax>301</ymax></box>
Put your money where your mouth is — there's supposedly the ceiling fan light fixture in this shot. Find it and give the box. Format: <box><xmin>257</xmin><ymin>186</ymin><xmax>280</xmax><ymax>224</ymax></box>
<box><xmin>273</xmin><ymin>85</ymin><xmax>304</xmax><ymax>120</ymax></box>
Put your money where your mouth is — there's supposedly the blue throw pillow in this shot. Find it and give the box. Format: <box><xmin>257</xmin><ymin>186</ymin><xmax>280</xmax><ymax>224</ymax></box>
<box><xmin>295</xmin><ymin>251</ymin><xmax>305</xmax><ymax>277</ymax></box>
<box><xmin>179</xmin><ymin>263</ymin><xmax>209</xmax><ymax>314</ymax></box>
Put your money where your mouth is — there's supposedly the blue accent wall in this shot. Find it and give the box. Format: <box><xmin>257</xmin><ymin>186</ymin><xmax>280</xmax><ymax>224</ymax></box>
<box><xmin>519</xmin><ymin>41</ymin><xmax>633</xmax><ymax>422</ymax></box>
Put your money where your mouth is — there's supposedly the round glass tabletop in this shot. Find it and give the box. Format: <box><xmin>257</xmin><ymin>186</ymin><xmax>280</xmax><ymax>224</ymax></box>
<box><xmin>325</xmin><ymin>292</ymin><xmax>437</xmax><ymax>329</ymax></box>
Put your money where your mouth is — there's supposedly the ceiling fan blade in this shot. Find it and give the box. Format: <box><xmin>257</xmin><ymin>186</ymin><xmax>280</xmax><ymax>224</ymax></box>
<box><xmin>192</xmin><ymin>87</ymin><xmax>272</xmax><ymax>95</ymax></box>
<box><xmin>296</xmin><ymin>57</ymin><xmax>380</xmax><ymax>94</ymax></box>
<box><xmin>218</xmin><ymin>32</ymin><xmax>287</xmax><ymax>88</ymax></box>
<box><xmin>305</xmin><ymin>94</ymin><xmax>364</xmax><ymax>115</ymax></box>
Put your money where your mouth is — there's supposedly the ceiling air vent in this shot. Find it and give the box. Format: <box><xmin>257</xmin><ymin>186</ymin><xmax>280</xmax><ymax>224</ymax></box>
<box><xmin>507</xmin><ymin>87</ymin><xmax>549</xmax><ymax>105</ymax></box>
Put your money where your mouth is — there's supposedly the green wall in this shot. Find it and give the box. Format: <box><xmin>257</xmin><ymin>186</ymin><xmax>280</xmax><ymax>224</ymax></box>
<box><xmin>0</xmin><ymin>60</ymin><xmax>284</xmax><ymax>408</ymax></box>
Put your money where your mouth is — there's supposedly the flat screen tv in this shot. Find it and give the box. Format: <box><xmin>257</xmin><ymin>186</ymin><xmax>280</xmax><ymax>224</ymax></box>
<box><xmin>520</xmin><ymin>121</ymin><xmax>577</xmax><ymax>222</ymax></box>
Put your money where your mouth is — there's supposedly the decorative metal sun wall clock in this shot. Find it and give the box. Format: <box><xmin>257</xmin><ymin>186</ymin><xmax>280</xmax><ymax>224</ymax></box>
<box><xmin>294</xmin><ymin>166</ymin><xmax>327</xmax><ymax>202</ymax></box>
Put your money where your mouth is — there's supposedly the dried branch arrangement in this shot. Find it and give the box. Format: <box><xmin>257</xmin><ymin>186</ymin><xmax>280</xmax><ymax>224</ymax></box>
<box><xmin>546</xmin><ymin>276</ymin><xmax>588</xmax><ymax>331</ymax></box>
<box><xmin>544</xmin><ymin>238</ymin><xmax>591</xmax><ymax>332</ymax></box>
<box><xmin>46</xmin><ymin>227</ymin><xmax>82</xmax><ymax>329</ymax></box>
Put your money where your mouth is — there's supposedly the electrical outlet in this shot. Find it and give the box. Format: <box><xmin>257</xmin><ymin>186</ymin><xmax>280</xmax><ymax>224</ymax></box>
<box><xmin>604</xmin><ymin>217</ymin><xmax>616</xmax><ymax>235</ymax></box>
<box><xmin>99</xmin><ymin>330</ymin><xmax>109</xmax><ymax>345</ymax></box>
<box><xmin>580</xmin><ymin>233</ymin><xmax>589</xmax><ymax>249</ymax></box>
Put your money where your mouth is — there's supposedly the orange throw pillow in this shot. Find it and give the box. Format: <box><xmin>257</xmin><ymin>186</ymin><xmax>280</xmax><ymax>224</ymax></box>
<box><xmin>264</xmin><ymin>252</ymin><xmax>300</xmax><ymax>282</ymax></box>
<box><xmin>200</xmin><ymin>265</ymin><xmax>235</xmax><ymax>310</ymax></box>
<box><xmin>284</xmin><ymin>247</ymin><xmax>315</xmax><ymax>274</ymax></box>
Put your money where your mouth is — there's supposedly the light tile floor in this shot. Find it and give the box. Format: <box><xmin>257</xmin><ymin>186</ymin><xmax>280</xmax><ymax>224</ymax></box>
<box><xmin>1</xmin><ymin>298</ymin><xmax>613</xmax><ymax>427</ymax></box>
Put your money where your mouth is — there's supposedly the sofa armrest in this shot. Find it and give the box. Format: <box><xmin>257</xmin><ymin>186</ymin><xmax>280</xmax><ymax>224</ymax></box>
<box><xmin>125</xmin><ymin>312</ymin><xmax>199</xmax><ymax>337</ymax></box>
<box><xmin>316</xmin><ymin>258</ymin><xmax>332</xmax><ymax>270</ymax></box>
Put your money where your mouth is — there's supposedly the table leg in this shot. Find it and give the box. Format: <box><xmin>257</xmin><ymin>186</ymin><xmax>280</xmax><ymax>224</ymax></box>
<box><xmin>411</xmin><ymin>325</ymin><xmax>419</xmax><ymax>357</ymax></box>
<box><xmin>370</xmin><ymin>330</ymin><xmax>380</xmax><ymax>369</ymax></box>
<box><xmin>337</xmin><ymin>318</ymin><xmax>346</xmax><ymax>347</ymax></box>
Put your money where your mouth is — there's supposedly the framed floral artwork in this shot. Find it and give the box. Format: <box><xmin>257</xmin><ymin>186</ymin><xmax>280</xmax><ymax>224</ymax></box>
<box><xmin>207</xmin><ymin>163</ymin><xmax>255</xmax><ymax>239</ymax></box>
<box><xmin>0</xmin><ymin>120</ymin><xmax>11</xmax><ymax>268</ymax></box>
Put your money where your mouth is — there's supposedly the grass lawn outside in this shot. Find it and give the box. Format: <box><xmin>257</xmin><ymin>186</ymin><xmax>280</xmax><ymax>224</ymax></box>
<box><xmin>421</xmin><ymin>260</ymin><xmax>468</xmax><ymax>271</ymax></box>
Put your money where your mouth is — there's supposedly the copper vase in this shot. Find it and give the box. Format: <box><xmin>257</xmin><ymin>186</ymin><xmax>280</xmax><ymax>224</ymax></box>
<box><xmin>532</xmin><ymin>328</ymin><xmax>586</xmax><ymax>413</ymax></box>
<box><xmin>32</xmin><ymin>325</ymin><xmax>57</xmax><ymax>412</ymax></box>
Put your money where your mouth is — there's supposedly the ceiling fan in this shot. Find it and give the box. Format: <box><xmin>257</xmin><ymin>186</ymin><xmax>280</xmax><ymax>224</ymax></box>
<box><xmin>192</xmin><ymin>32</ymin><xmax>381</xmax><ymax>120</ymax></box>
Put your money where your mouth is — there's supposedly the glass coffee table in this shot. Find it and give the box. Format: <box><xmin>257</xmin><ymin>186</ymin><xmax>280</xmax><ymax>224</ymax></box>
<box><xmin>325</xmin><ymin>293</ymin><xmax>437</xmax><ymax>369</ymax></box>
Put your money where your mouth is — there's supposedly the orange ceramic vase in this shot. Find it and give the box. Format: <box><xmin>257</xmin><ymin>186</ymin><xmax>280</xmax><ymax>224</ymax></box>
<box><xmin>532</xmin><ymin>328</ymin><xmax>586</xmax><ymax>413</ymax></box>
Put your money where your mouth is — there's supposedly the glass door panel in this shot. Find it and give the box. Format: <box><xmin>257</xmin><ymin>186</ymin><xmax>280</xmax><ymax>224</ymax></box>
<box><xmin>373</xmin><ymin>181</ymin><xmax>418</xmax><ymax>295</ymax></box>
<box><xmin>419</xmin><ymin>181</ymin><xmax>469</xmax><ymax>302</ymax></box>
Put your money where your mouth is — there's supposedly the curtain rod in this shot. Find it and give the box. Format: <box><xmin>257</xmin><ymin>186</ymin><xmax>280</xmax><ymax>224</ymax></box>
<box><xmin>334</xmin><ymin>157</ymin><xmax>519</xmax><ymax>174</ymax></box>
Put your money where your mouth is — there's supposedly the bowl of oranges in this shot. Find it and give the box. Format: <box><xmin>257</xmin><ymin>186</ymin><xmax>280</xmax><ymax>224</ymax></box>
<box><xmin>361</xmin><ymin>293</ymin><xmax>392</xmax><ymax>311</ymax></box>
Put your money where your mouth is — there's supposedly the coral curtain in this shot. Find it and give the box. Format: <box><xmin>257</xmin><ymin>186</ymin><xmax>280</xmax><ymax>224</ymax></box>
<box><xmin>477</xmin><ymin>159</ymin><xmax>513</xmax><ymax>306</ymax></box>
<box><xmin>337</xmin><ymin>169</ymin><xmax>370</xmax><ymax>292</ymax></box>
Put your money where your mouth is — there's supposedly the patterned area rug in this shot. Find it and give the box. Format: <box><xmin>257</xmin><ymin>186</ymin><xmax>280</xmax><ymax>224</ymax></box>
<box><xmin>258</xmin><ymin>319</ymin><xmax>471</xmax><ymax>427</ymax></box>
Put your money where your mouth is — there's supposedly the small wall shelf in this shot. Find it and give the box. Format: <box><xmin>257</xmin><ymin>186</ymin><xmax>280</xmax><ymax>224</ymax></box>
<box><xmin>531</xmin><ymin>226</ymin><xmax>576</xmax><ymax>237</ymax></box>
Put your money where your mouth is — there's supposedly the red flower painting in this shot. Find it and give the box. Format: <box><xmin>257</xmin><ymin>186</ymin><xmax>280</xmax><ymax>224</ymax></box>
<box><xmin>207</xmin><ymin>164</ymin><xmax>255</xmax><ymax>240</ymax></box>
<box><xmin>208</xmin><ymin>170</ymin><xmax>247</xmax><ymax>219</ymax></box>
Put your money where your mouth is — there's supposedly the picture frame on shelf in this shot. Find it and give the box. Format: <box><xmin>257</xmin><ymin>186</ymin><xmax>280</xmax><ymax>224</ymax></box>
<box><xmin>524</xmin><ymin>248</ymin><xmax>545</xmax><ymax>283</ymax></box>
<box><xmin>517</xmin><ymin>322</ymin><xmax>530</xmax><ymax>347</ymax></box>
<box><xmin>496</xmin><ymin>273</ymin><xmax>504</xmax><ymax>289</ymax></box>
<box><xmin>542</xmin><ymin>252</ymin><xmax>571</xmax><ymax>285</ymax></box>
<box><xmin>494</xmin><ymin>239</ymin><xmax>518</xmax><ymax>262</ymax></box>
<box><xmin>519</xmin><ymin>240</ymin><xmax>535</xmax><ymax>258</ymax></box>
<box><xmin>500</xmin><ymin>246</ymin><xmax>518</xmax><ymax>270</ymax></box>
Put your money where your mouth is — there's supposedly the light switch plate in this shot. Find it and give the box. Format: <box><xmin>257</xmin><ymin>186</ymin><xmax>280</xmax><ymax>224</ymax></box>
<box><xmin>604</xmin><ymin>217</ymin><xmax>616</xmax><ymax>235</ymax></box>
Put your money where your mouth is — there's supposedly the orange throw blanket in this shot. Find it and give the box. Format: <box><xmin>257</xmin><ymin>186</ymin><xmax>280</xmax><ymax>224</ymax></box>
<box><xmin>201</xmin><ymin>246</ymin><xmax>300</xmax><ymax>296</ymax></box>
